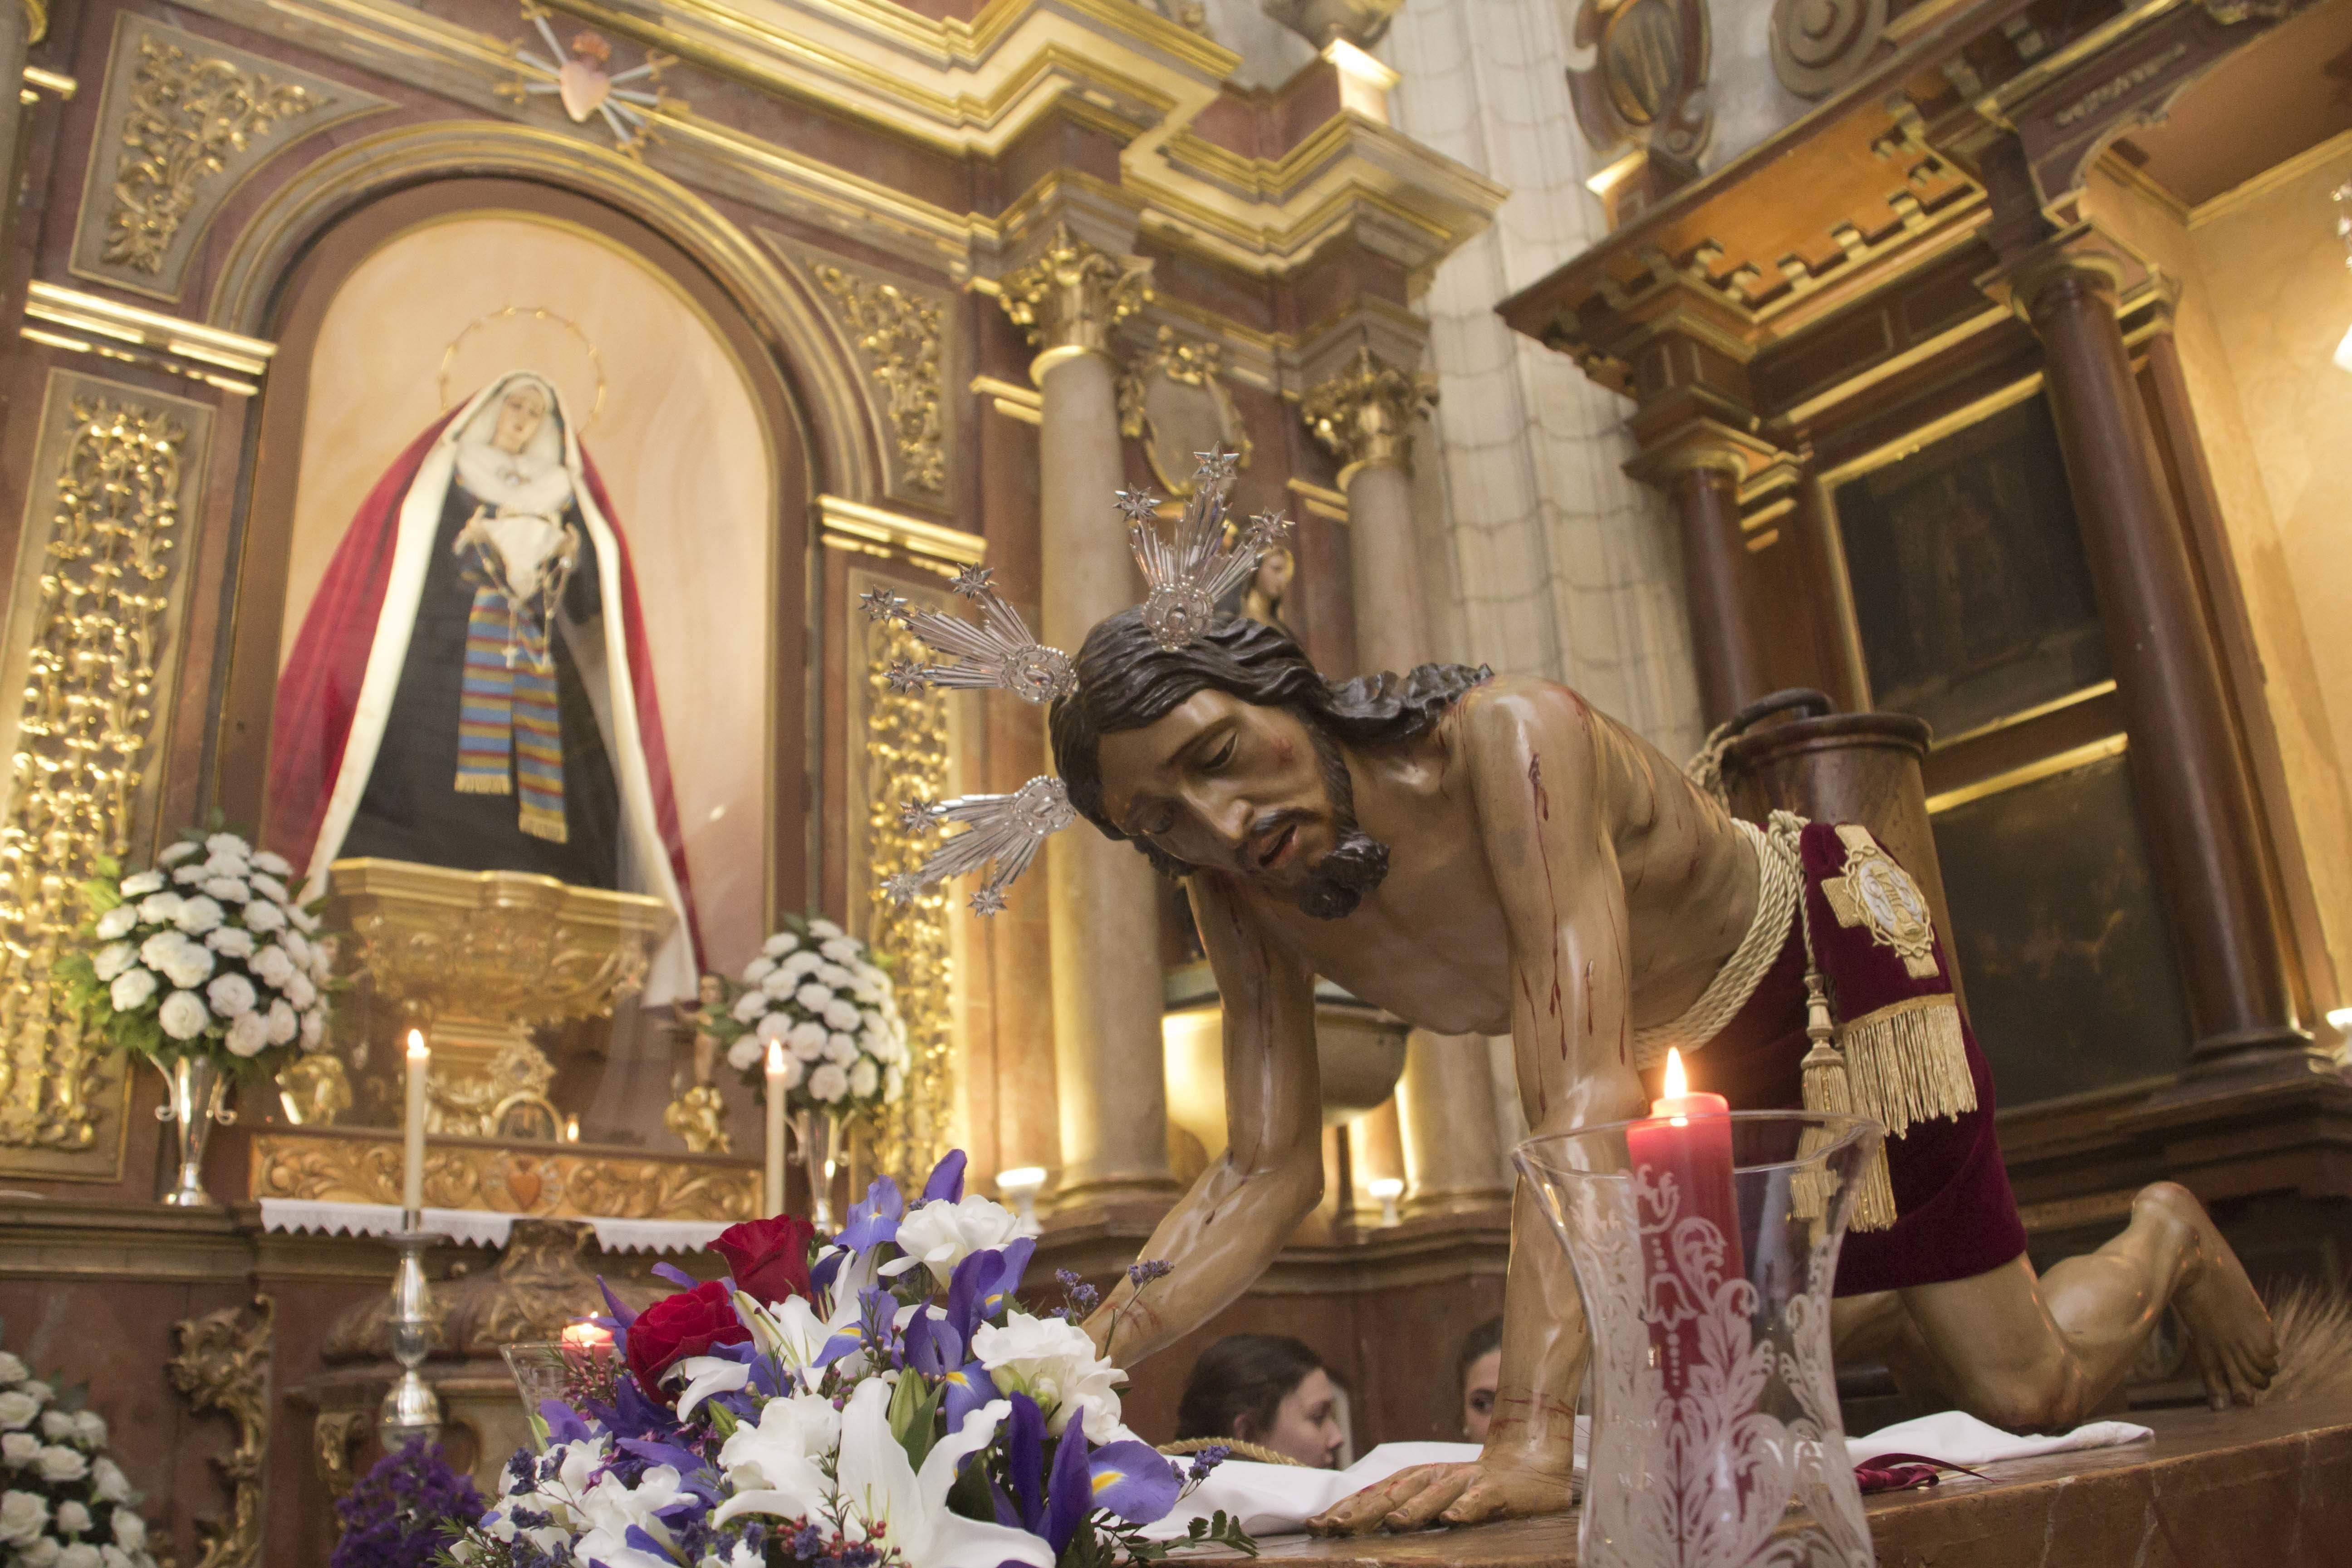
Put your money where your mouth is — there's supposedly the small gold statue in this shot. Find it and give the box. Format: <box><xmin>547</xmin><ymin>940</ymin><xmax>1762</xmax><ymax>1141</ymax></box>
<box><xmin>663</xmin><ymin>974</ymin><xmax>731</xmax><ymax>1154</ymax></box>
<box><xmin>277</xmin><ymin>1054</ymin><xmax>353</xmax><ymax>1127</ymax></box>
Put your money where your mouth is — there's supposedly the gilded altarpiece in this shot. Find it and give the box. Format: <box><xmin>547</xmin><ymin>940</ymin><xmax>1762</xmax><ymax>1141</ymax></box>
<box><xmin>0</xmin><ymin>370</ymin><xmax>215</xmax><ymax>1179</ymax></box>
<box><xmin>69</xmin><ymin>17</ymin><xmax>387</xmax><ymax>302</ymax></box>
<box><xmin>844</xmin><ymin>566</ymin><xmax>960</xmax><ymax>1190</ymax></box>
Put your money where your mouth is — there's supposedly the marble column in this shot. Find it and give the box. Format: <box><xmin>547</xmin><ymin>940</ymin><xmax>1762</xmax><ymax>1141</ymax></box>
<box><xmin>1396</xmin><ymin>1029</ymin><xmax>1512</xmax><ymax>1215</ymax></box>
<box><xmin>1303</xmin><ymin>347</ymin><xmax>1510</xmax><ymax>1209</ymax></box>
<box><xmin>1662</xmin><ymin>454</ymin><xmax>1768</xmax><ymax>728</ymax></box>
<box><xmin>2011</xmin><ymin>247</ymin><xmax>2320</xmax><ymax>1079</ymax></box>
<box><xmin>1302</xmin><ymin>345</ymin><xmax>1429</xmax><ymax>679</ymax></box>
<box><xmin>999</xmin><ymin>223</ymin><xmax>1180</xmax><ymax>1206</ymax></box>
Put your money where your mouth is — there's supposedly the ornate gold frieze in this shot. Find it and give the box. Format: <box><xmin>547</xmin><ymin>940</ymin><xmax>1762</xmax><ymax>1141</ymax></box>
<box><xmin>1118</xmin><ymin>323</ymin><xmax>1251</xmax><ymax>497</ymax></box>
<box><xmin>250</xmin><ymin>1128</ymin><xmax>760</xmax><ymax>1219</ymax></box>
<box><xmin>849</xmin><ymin>577</ymin><xmax>957</xmax><ymax>1189</ymax></box>
<box><xmin>72</xmin><ymin>20</ymin><xmax>383</xmax><ymax>300</ymax></box>
<box><xmin>1300</xmin><ymin>344</ymin><xmax>1425</xmax><ymax>483</ymax></box>
<box><xmin>169</xmin><ymin>1296</ymin><xmax>273</xmax><ymax>1568</ymax></box>
<box><xmin>812</xmin><ymin>263</ymin><xmax>948</xmax><ymax>498</ymax></box>
<box><xmin>999</xmin><ymin>223</ymin><xmax>1152</xmax><ymax>365</ymax></box>
<box><xmin>0</xmin><ymin>374</ymin><xmax>214</xmax><ymax>1175</ymax></box>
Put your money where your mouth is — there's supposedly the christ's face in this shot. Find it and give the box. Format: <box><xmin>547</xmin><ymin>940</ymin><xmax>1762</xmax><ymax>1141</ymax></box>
<box><xmin>1094</xmin><ymin>690</ymin><xmax>1339</xmax><ymax>895</ymax></box>
<box><xmin>493</xmin><ymin>385</ymin><xmax>551</xmax><ymax>455</ymax></box>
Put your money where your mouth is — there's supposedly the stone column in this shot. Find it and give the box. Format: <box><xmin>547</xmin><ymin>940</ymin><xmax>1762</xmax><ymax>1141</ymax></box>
<box><xmin>1661</xmin><ymin>453</ymin><xmax>1769</xmax><ymax>727</ymax></box>
<box><xmin>999</xmin><ymin>223</ymin><xmax>1181</xmax><ymax>1207</ymax></box>
<box><xmin>2010</xmin><ymin>247</ymin><xmax>2320</xmax><ymax>1079</ymax></box>
<box><xmin>1302</xmin><ymin>348</ymin><xmax>1509</xmax><ymax>1210</ymax></box>
<box><xmin>1396</xmin><ymin>1029</ymin><xmax>1512</xmax><ymax>1215</ymax></box>
<box><xmin>1302</xmin><ymin>346</ymin><xmax>1428</xmax><ymax>679</ymax></box>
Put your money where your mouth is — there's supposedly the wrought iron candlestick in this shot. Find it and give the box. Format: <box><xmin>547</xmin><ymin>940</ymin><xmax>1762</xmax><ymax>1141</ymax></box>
<box><xmin>378</xmin><ymin>1223</ymin><xmax>444</xmax><ymax>1450</ymax></box>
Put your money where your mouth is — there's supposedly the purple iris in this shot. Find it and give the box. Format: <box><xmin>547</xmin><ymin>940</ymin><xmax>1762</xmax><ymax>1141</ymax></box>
<box><xmin>835</xmin><ymin>1177</ymin><xmax>906</xmax><ymax>1254</ymax></box>
<box><xmin>992</xmin><ymin>1393</ymin><xmax>1181</xmax><ymax>1552</ymax></box>
<box><xmin>922</xmin><ymin>1150</ymin><xmax>969</xmax><ymax>1203</ymax></box>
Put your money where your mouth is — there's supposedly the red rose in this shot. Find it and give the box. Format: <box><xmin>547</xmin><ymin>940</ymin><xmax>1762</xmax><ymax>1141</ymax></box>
<box><xmin>624</xmin><ymin>1279</ymin><xmax>751</xmax><ymax>1391</ymax></box>
<box><xmin>712</xmin><ymin>1213</ymin><xmax>816</xmax><ymax>1306</ymax></box>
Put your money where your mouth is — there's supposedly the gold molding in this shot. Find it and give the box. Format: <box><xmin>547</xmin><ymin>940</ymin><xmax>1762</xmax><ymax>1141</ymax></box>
<box><xmin>1925</xmin><ymin>733</ymin><xmax>2129</xmax><ymax>816</ymax></box>
<box><xmin>1301</xmin><ymin>343</ymin><xmax>1423</xmax><ymax>484</ymax></box>
<box><xmin>24</xmin><ymin>280</ymin><xmax>275</xmax><ymax>376</ymax></box>
<box><xmin>169</xmin><ymin>1296</ymin><xmax>273</xmax><ymax>1568</ymax></box>
<box><xmin>1284</xmin><ymin>475</ymin><xmax>1349</xmax><ymax>522</ymax></box>
<box><xmin>19</xmin><ymin>65</ymin><xmax>74</xmax><ymax>99</ymax></box>
<box><xmin>999</xmin><ymin>221</ymin><xmax>1152</xmax><ymax>364</ymax></box>
<box><xmin>819</xmin><ymin>495</ymin><xmax>986</xmax><ymax>573</ymax></box>
<box><xmin>970</xmin><ymin>373</ymin><xmax>1043</xmax><ymax>424</ymax></box>
<box><xmin>1931</xmin><ymin>679</ymin><xmax>2119</xmax><ymax>752</ymax></box>
<box><xmin>2188</xmin><ymin>122</ymin><xmax>2352</xmax><ymax>229</ymax></box>
<box><xmin>0</xmin><ymin>372</ymin><xmax>215</xmax><ymax>1173</ymax></box>
<box><xmin>250</xmin><ymin>1128</ymin><xmax>760</xmax><ymax>1218</ymax></box>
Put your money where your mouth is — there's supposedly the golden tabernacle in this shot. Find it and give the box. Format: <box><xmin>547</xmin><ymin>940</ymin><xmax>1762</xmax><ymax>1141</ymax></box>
<box><xmin>0</xmin><ymin>0</ymin><xmax>2348</xmax><ymax>1563</ymax></box>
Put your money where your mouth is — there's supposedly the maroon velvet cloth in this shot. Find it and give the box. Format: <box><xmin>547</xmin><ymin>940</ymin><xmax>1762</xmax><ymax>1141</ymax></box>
<box><xmin>263</xmin><ymin>413</ymin><xmax>701</xmax><ymax>962</ymax></box>
<box><xmin>1655</xmin><ymin>822</ymin><xmax>2028</xmax><ymax>1298</ymax></box>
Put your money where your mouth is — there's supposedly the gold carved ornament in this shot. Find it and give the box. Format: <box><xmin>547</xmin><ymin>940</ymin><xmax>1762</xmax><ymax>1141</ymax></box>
<box><xmin>250</xmin><ymin>1129</ymin><xmax>759</xmax><ymax>1219</ymax></box>
<box><xmin>862</xmin><ymin>613</ymin><xmax>956</xmax><ymax>1189</ymax></box>
<box><xmin>313</xmin><ymin>1409</ymin><xmax>369</xmax><ymax>1519</ymax></box>
<box><xmin>105</xmin><ymin>36</ymin><xmax>326</xmax><ymax>274</ymax></box>
<box><xmin>168</xmin><ymin>1296</ymin><xmax>274</xmax><ymax>1568</ymax></box>
<box><xmin>1117</xmin><ymin>325</ymin><xmax>1253</xmax><ymax>498</ymax></box>
<box><xmin>997</xmin><ymin>223</ymin><xmax>1152</xmax><ymax>363</ymax></box>
<box><xmin>813</xmin><ymin>265</ymin><xmax>947</xmax><ymax>495</ymax></box>
<box><xmin>21</xmin><ymin>0</ymin><xmax>45</xmax><ymax>46</ymax></box>
<box><xmin>0</xmin><ymin>398</ymin><xmax>186</xmax><ymax>1152</ymax></box>
<box><xmin>1299</xmin><ymin>345</ymin><xmax>1426</xmax><ymax>482</ymax></box>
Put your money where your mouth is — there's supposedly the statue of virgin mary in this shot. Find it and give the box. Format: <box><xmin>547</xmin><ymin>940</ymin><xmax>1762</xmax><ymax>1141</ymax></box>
<box><xmin>267</xmin><ymin>370</ymin><xmax>700</xmax><ymax>1007</ymax></box>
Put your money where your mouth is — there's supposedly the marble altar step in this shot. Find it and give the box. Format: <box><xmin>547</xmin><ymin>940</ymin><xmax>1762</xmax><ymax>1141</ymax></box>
<box><xmin>1221</xmin><ymin>1392</ymin><xmax>2352</xmax><ymax>1568</ymax></box>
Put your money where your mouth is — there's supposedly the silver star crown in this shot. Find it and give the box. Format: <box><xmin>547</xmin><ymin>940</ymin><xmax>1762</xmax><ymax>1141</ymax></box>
<box><xmin>1130</xmin><ymin>446</ymin><xmax>1291</xmax><ymax>652</ymax></box>
<box><xmin>861</xmin><ymin>569</ymin><xmax>1077</xmax><ymax>705</ymax></box>
<box><xmin>886</xmin><ymin>777</ymin><xmax>1075</xmax><ymax>916</ymax></box>
<box><xmin>872</xmin><ymin>456</ymin><xmax>1281</xmax><ymax>912</ymax></box>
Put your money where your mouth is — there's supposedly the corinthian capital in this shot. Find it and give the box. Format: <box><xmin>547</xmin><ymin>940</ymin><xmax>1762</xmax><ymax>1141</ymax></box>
<box><xmin>998</xmin><ymin>224</ymin><xmax>1152</xmax><ymax>370</ymax></box>
<box><xmin>1301</xmin><ymin>345</ymin><xmax>1426</xmax><ymax>482</ymax></box>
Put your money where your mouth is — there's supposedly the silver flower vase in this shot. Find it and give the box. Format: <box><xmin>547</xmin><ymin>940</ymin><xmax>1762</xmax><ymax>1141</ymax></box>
<box><xmin>155</xmin><ymin>1056</ymin><xmax>235</xmax><ymax>1208</ymax></box>
<box><xmin>790</xmin><ymin>1108</ymin><xmax>844</xmax><ymax>1231</ymax></box>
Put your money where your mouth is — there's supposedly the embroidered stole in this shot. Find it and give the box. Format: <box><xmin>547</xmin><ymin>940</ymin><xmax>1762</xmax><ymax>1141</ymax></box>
<box><xmin>456</xmin><ymin>589</ymin><xmax>568</xmax><ymax>843</ymax></box>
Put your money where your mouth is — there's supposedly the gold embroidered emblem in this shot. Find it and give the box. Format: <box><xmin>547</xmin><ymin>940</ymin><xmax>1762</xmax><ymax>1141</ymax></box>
<box><xmin>1820</xmin><ymin>824</ymin><xmax>1940</xmax><ymax>980</ymax></box>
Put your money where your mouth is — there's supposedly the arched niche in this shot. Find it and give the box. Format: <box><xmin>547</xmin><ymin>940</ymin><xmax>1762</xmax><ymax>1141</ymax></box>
<box><xmin>217</xmin><ymin>175</ymin><xmax>821</xmax><ymax>976</ymax></box>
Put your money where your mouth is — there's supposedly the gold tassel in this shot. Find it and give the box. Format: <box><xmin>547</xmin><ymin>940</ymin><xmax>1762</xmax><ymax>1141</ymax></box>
<box><xmin>1796</xmin><ymin>969</ymin><xmax>1896</xmax><ymax>1232</ymax></box>
<box><xmin>1838</xmin><ymin>995</ymin><xmax>1975</xmax><ymax>1139</ymax></box>
<box><xmin>454</xmin><ymin>773</ymin><xmax>513</xmax><ymax>795</ymax></box>
<box><xmin>518</xmin><ymin>804</ymin><xmax>570</xmax><ymax>844</ymax></box>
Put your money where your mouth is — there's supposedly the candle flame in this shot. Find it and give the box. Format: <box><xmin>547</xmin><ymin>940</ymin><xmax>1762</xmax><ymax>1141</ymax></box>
<box><xmin>406</xmin><ymin>1029</ymin><xmax>428</xmax><ymax>1061</ymax></box>
<box><xmin>1662</xmin><ymin>1047</ymin><xmax>1687</xmax><ymax>1099</ymax></box>
<box><xmin>766</xmin><ymin>1039</ymin><xmax>785</xmax><ymax>1073</ymax></box>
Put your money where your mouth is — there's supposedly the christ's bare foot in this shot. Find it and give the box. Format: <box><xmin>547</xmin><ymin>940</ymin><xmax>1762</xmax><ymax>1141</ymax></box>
<box><xmin>2136</xmin><ymin>1181</ymin><xmax>2276</xmax><ymax>1408</ymax></box>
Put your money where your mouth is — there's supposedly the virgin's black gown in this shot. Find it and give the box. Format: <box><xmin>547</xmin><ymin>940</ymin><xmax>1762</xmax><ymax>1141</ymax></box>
<box><xmin>337</xmin><ymin>480</ymin><xmax>624</xmax><ymax>887</ymax></box>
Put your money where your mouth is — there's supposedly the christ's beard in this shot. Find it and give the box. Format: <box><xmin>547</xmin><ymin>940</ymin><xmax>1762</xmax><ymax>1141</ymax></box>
<box><xmin>1294</xmin><ymin>723</ymin><xmax>1390</xmax><ymax>921</ymax></box>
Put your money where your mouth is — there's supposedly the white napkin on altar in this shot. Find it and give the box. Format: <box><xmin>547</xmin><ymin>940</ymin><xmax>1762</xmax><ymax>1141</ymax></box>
<box><xmin>1152</xmin><ymin>1411</ymin><xmax>2153</xmax><ymax>1538</ymax></box>
<box><xmin>1847</xmin><ymin>1409</ymin><xmax>2152</xmax><ymax>1468</ymax></box>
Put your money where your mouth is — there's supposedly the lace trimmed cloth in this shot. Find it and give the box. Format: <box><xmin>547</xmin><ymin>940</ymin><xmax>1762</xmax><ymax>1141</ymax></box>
<box><xmin>256</xmin><ymin>1198</ymin><xmax>728</xmax><ymax>1254</ymax></box>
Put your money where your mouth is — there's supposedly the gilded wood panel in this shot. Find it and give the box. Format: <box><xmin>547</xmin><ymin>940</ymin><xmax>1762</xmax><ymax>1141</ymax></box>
<box><xmin>0</xmin><ymin>370</ymin><xmax>218</xmax><ymax>1177</ymax></box>
<box><xmin>70</xmin><ymin>16</ymin><xmax>389</xmax><ymax>302</ymax></box>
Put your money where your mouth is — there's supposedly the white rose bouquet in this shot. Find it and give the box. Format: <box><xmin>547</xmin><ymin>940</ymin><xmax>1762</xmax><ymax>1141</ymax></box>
<box><xmin>55</xmin><ymin>830</ymin><xmax>333</xmax><ymax>1078</ymax></box>
<box><xmin>701</xmin><ymin>916</ymin><xmax>910</xmax><ymax>1117</ymax></box>
<box><xmin>0</xmin><ymin>1326</ymin><xmax>158</xmax><ymax>1568</ymax></box>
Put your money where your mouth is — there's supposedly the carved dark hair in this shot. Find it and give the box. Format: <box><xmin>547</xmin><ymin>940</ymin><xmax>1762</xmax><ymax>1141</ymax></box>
<box><xmin>1049</xmin><ymin>608</ymin><xmax>1489</xmax><ymax>867</ymax></box>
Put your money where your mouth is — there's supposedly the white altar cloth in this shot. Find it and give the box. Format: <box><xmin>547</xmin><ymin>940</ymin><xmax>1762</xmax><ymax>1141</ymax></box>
<box><xmin>257</xmin><ymin>1198</ymin><xmax>728</xmax><ymax>1255</ymax></box>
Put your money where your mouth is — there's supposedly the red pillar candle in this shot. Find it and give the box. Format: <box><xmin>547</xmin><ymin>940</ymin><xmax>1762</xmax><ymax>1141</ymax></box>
<box><xmin>1625</xmin><ymin>1049</ymin><xmax>1744</xmax><ymax>1398</ymax></box>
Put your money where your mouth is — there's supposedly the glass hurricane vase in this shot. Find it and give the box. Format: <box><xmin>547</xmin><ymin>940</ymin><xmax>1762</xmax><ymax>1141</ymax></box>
<box><xmin>789</xmin><ymin>1107</ymin><xmax>845</xmax><ymax>1230</ymax></box>
<box><xmin>1514</xmin><ymin>1111</ymin><xmax>1882</xmax><ymax>1568</ymax></box>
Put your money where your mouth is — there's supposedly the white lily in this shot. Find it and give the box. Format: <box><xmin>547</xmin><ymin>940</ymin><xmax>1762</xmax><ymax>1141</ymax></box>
<box><xmin>673</xmin><ymin>1354</ymin><xmax>752</xmax><ymax>1422</ymax></box>
<box><xmin>716</xmin><ymin>1389</ymin><xmax>840</xmax><ymax>1504</ymax></box>
<box><xmin>719</xmin><ymin>1382</ymin><xmax>1054</xmax><ymax>1568</ymax></box>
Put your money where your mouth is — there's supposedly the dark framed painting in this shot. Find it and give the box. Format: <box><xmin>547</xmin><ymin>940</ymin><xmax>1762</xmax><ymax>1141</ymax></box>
<box><xmin>1835</xmin><ymin>394</ymin><xmax>2112</xmax><ymax>742</ymax></box>
<box><xmin>1932</xmin><ymin>751</ymin><xmax>2191</xmax><ymax>1106</ymax></box>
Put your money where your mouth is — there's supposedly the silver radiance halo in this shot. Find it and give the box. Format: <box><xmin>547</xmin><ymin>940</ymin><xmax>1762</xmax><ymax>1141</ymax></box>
<box><xmin>870</xmin><ymin>457</ymin><xmax>1283</xmax><ymax>915</ymax></box>
<box><xmin>886</xmin><ymin>776</ymin><xmax>1076</xmax><ymax>916</ymax></box>
<box><xmin>1123</xmin><ymin>445</ymin><xmax>1292</xmax><ymax>653</ymax></box>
